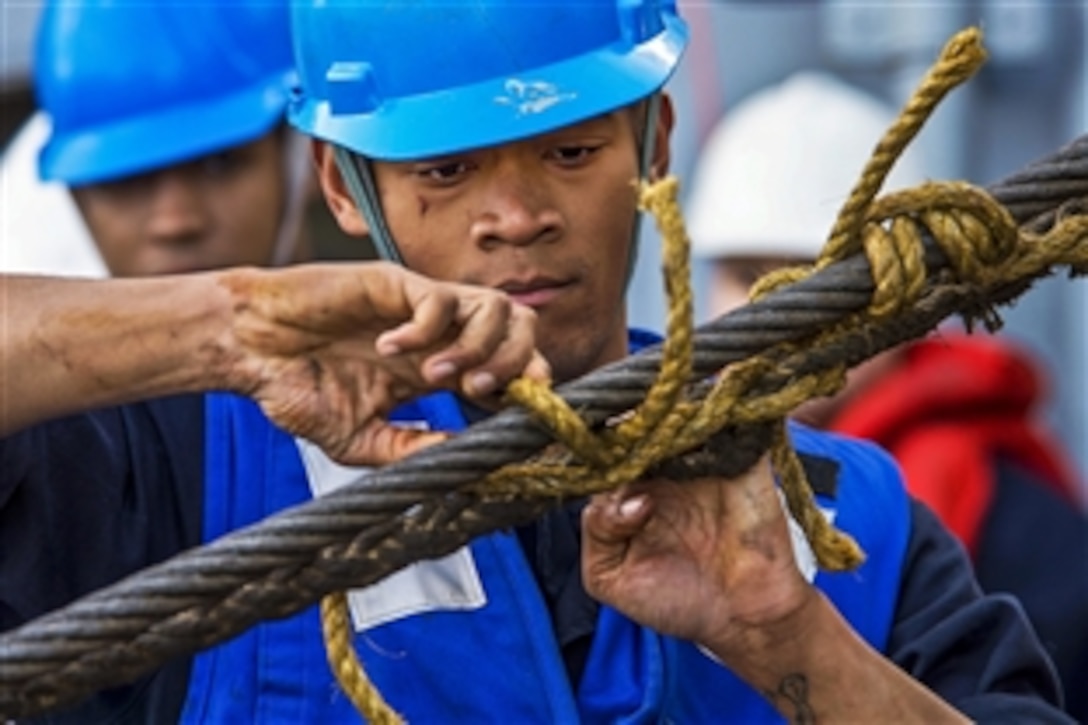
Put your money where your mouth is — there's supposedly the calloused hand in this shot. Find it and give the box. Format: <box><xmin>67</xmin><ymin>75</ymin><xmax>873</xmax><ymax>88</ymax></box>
<box><xmin>584</xmin><ymin>458</ymin><xmax>976</xmax><ymax>723</ymax></box>
<box><xmin>222</xmin><ymin>262</ymin><xmax>549</xmax><ymax>465</ymax></box>
<box><xmin>581</xmin><ymin>456</ymin><xmax>814</xmax><ymax>658</ymax></box>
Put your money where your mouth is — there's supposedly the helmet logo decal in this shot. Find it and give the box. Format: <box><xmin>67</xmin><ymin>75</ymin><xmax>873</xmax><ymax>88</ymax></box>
<box><xmin>494</xmin><ymin>79</ymin><xmax>576</xmax><ymax>116</ymax></box>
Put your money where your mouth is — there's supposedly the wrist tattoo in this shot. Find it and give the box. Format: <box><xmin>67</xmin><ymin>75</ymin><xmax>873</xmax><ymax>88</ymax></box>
<box><xmin>763</xmin><ymin>673</ymin><xmax>816</xmax><ymax>724</ymax></box>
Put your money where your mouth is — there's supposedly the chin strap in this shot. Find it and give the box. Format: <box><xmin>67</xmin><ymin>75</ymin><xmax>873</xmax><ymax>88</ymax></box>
<box><xmin>627</xmin><ymin>92</ymin><xmax>662</xmax><ymax>287</ymax></box>
<box><xmin>332</xmin><ymin>145</ymin><xmax>403</xmax><ymax>264</ymax></box>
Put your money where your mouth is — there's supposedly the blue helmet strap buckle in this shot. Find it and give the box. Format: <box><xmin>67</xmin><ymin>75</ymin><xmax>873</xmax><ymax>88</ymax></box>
<box><xmin>333</xmin><ymin>146</ymin><xmax>404</xmax><ymax>265</ymax></box>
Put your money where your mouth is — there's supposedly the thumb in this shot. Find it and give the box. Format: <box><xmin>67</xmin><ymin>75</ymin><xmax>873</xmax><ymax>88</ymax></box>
<box><xmin>582</xmin><ymin>492</ymin><xmax>652</xmax><ymax>552</ymax></box>
<box><xmin>338</xmin><ymin>423</ymin><xmax>450</xmax><ymax>466</ymax></box>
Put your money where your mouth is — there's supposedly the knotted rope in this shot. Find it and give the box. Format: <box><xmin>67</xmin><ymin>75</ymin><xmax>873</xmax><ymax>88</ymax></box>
<box><xmin>488</xmin><ymin>27</ymin><xmax>998</xmax><ymax>571</ymax></box>
<box><xmin>5</xmin><ymin>26</ymin><xmax>1088</xmax><ymax>723</ymax></box>
<box><xmin>319</xmin><ymin>26</ymin><xmax>1088</xmax><ymax>721</ymax></box>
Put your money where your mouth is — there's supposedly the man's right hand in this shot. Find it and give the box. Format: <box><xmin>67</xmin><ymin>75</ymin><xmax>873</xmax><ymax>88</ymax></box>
<box><xmin>220</xmin><ymin>262</ymin><xmax>550</xmax><ymax>465</ymax></box>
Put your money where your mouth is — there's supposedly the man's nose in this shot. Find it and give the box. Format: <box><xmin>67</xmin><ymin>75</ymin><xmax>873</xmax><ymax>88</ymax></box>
<box><xmin>470</xmin><ymin>161</ymin><xmax>562</xmax><ymax>250</ymax></box>
<box><xmin>146</xmin><ymin>168</ymin><xmax>211</xmax><ymax>244</ymax></box>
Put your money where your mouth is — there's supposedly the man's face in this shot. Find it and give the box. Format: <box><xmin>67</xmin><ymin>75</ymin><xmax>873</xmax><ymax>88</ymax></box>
<box><xmin>358</xmin><ymin>110</ymin><xmax>660</xmax><ymax>384</ymax></box>
<box><xmin>72</xmin><ymin>131</ymin><xmax>288</xmax><ymax>277</ymax></box>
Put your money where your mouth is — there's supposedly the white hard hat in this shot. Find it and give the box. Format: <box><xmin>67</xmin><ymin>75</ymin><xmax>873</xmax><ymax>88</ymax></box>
<box><xmin>687</xmin><ymin>71</ymin><xmax>928</xmax><ymax>261</ymax></box>
<box><xmin>0</xmin><ymin>112</ymin><xmax>107</xmax><ymax>277</ymax></box>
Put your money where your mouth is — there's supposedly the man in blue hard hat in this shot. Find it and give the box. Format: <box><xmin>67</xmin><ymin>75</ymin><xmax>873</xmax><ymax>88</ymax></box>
<box><xmin>2</xmin><ymin>0</ymin><xmax>311</xmax><ymax>278</ymax></box>
<box><xmin>285</xmin><ymin>2</ymin><xmax>1071</xmax><ymax>722</ymax></box>
<box><xmin>0</xmin><ymin>1</ymin><xmax>1072</xmax><ymax>723</ymax></box>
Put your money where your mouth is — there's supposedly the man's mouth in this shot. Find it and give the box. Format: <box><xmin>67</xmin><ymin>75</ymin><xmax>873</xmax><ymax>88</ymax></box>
<box><xmin>497</xmin><ymin>276</ymin><xmax>574</xmax><ymax>308</ymax></box>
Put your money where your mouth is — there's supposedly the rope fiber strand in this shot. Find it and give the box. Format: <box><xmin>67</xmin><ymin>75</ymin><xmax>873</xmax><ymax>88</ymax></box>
<box><xmin>320</xmin><ymin>592</ymin><xmax>405</xmax><ymax>725</ymax></box>
<box><xmin>4</xmin><ymin>26</ymin><xmax>1088</xmax><ymax>720</ymax></box>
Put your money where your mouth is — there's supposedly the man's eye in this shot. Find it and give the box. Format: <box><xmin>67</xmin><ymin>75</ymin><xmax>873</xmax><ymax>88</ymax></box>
<box><xmin>202</xmin><ymin>150</ymin><xmax>245</xmax><ymax>178</ymax></box>
<box><xmin>417</xmin><ymin>161</ymin><xmax>470</xmax><ymax>183</ymax></box>
<box><xmin>96</xmin><ymin>174</ymin><xmax>148</xmax><ymax>198</ymax></box>
<box><xmin>549</xmin><ymin>145</ymin><xmax>600</xmax><ymax>165</ymax></box>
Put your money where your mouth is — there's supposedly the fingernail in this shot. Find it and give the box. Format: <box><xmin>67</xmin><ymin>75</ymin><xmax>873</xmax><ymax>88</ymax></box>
<box><xmin>619</xmin><ymin>497</ymin><xmax>645</xmax><ymax>518</ymax></box>
<box><xmin>376</xmin><ymin>338</ymin><xmax>400</xmax><ymax>356</ymax></box>
<box><xmin>428</xmin><ymin>361</ymin><xmax>457</xmax><ymax>381</ymax></box>
<box><xmin>469</xmin><ymin>371</ymin><xmax>497</xmax><ymax>396</ymax></box>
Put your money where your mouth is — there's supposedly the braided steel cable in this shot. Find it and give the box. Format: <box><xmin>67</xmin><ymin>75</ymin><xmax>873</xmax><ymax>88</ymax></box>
<box><xmin>0</xmin><ymin>138</ymin><xmax>1085</xmax><ymax>718</ymax></box>
<box><xmin>989</xmin><ymin>135</ymin><xmax>1088</xmax><ymax>232</ymax></box>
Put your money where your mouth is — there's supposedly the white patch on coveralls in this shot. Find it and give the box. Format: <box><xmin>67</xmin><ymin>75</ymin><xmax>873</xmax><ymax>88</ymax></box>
<box><xmin>296</xmin><ymin>435</ymin><xmax>487</xmax><ymax>632</ymax></box>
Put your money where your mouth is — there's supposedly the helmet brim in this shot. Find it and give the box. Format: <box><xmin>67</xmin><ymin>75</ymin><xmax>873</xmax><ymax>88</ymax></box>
<box><xmin>39</xmin><ymin>73</ymin><xmax>292</xmax><ymax>186</ymax></box>
<box><xmin>289</xmin><ymin>17</ymin><xmax>687</xmax><ymax>162</ymax></box>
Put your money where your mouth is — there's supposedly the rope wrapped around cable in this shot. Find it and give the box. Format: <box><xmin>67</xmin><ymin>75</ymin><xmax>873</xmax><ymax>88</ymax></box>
<box><xmin>3</xmin><ymin>28</ymin><xmax>1088</xmax><ymax>720</ymax></box>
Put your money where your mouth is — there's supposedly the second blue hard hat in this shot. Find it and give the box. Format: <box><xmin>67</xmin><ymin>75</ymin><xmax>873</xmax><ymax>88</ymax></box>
<box><xmin>35</xmin><ymin>0</ymin><xmax>296</xmax><ymax>186</ymax></box>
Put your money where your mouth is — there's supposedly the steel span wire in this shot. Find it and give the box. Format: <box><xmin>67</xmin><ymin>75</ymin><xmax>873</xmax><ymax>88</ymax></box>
<box><xmin>0</xmin><ymin>135</ymin><xmax>1085</xmax><ymax>718</ymax></box>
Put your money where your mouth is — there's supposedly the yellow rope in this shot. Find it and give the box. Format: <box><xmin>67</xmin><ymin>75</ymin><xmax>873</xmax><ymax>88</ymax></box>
<box><xmin>320</xmin><ymin>592</ymin><xmax>405</xmax><ymax>724</ymax></box>
<box><xmin>489</xmin><ymin>173</ymin><xmax>865</xmax><ymax>570</ymax></box>
<box><xmin>322</xmin><ymin>25</ymin><xmax>1088</xmax><ymax>721</ymax></box>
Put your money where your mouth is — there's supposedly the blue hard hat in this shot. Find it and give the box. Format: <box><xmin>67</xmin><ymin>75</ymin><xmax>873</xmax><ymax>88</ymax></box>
<box><xmin>288</xmin><ymin>0</ymin><xmax>689</xmax><ymax>161</ymax></box>
<box><xmin>35</xmin><ymin>0</ymin><xmax>296</xmax><ymax>186</ymax></box>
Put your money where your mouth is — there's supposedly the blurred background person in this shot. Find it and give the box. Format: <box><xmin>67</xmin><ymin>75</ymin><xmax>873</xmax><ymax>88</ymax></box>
<box><xmin>687</xmin><ymin>69</ymin><xmax>1088</xmax><ymax>722</ymax></box>
<box><xmin>1</xmin><ymin>0</ymin><xmax>313</xmax><ymax>279</ymax></box>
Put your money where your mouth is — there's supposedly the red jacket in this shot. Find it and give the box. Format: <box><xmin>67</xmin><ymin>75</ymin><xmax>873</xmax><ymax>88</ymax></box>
<box><xmin>831</xmin><ymin>334</ymin><xmax>1082</xmax><ymax>556</ymax></box>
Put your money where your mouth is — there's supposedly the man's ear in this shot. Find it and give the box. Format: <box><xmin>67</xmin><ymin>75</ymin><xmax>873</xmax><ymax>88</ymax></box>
<box><xmin>651</xmin><ymin>92</ymin><xmax>676</xmax><ymax>180</ymax></box>
<box><xmin>311</xmin><ymin>140</ymin><xmax>369</xmax><ymax>236</ymax></box>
